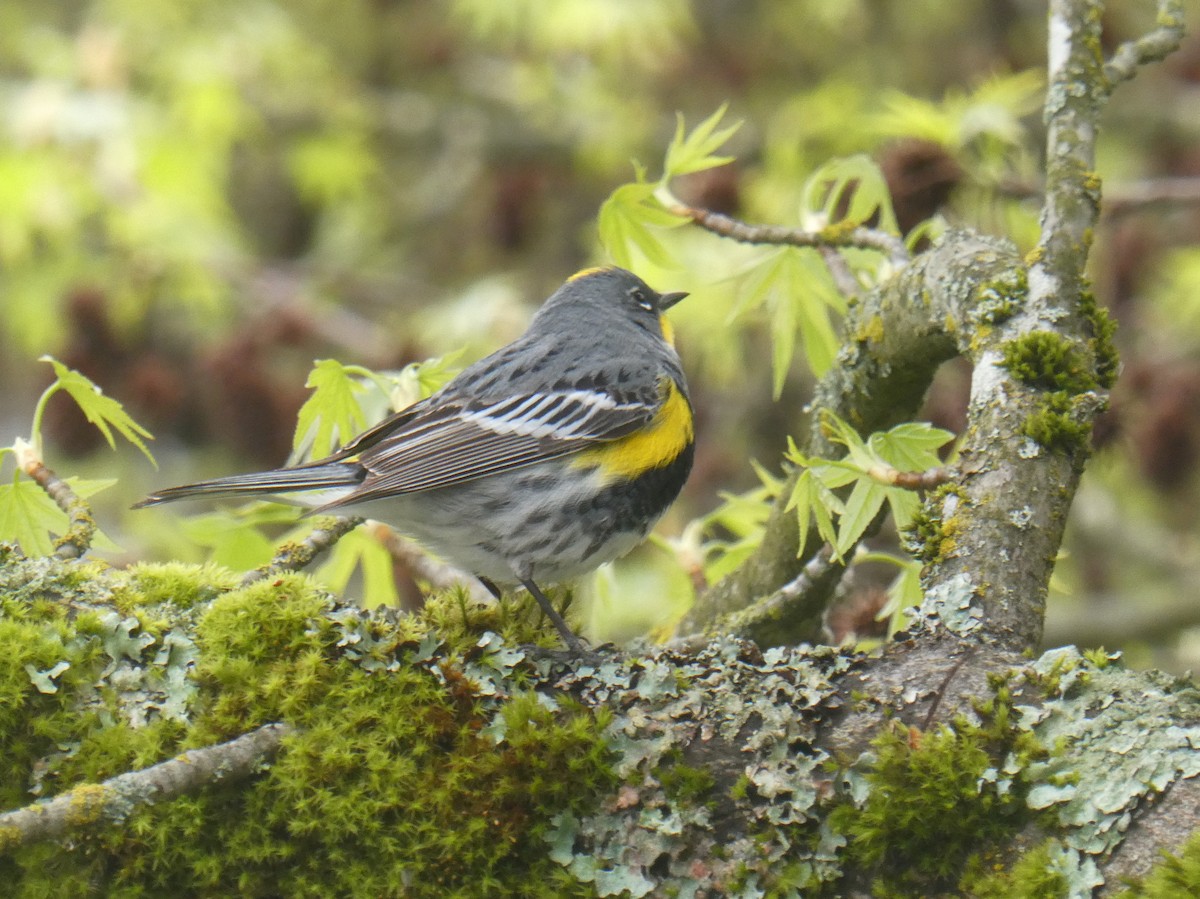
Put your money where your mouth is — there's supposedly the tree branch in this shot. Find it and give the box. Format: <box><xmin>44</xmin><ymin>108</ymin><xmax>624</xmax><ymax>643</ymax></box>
<box><xmin>14</xmin><ymin>438</ymin><xmax>96</xmax><ymax>560</ymax></box>
<box><xmin>242</xmin><ymin>516</ymin><xmax>363</xmax><ymax>587</ymax></box>
<box><xmin>0</xmin><ymin>723</ymin><xmax>294</xmax><ymax>851</ymax></box>
<box><xmin>665</xmin><ymin>200</ymin><xmax>910</xmax><ymax>267</ymax></box>
<box><xmin>684</xmin><ymin>232</ymin><xmax>1010</xmax><ymax>643</ymax></box>
<box><xmin>1101</xmin><ymin>0</ymin><xmax>1185</xmax><ymax>90</ymax></box>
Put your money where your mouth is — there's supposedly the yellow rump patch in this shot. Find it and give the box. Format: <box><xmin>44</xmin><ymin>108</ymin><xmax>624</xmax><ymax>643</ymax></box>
<box><xmin>573</xmin><ymin>379</ymin><xmax>693</xmax><ymax>481</ymax></box>
<box><xmin>566</xmin><ymin>265</ymin><xmax>615</xmax><ymax>283</ymax></box>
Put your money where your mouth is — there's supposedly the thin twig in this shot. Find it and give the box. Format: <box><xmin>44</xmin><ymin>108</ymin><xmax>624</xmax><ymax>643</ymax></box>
<box><xmin>1103</xmin><ymin>176</ymin><xmax>1200</xmax><ymax>218</ymax></box>
<box><xmin>15</xmin><ymin>438</ymin><xmax>96</xmax><ymax>560</ymax></box>
<box><xmin>667</xmin><ymin>201</ymin><xmax>910</xmax><ymax>268</ymax></box>
<box><xmin>867</xmin><ymin>464</ymin><xmax>955</xmax><ymax>492</ymax></box>
<box><xmin>818</xmin><ymin>246</ymin><xmax>863</xmax><ymax>298</ymax></box>
<box><xmin>1102</xmin><ymin>0</ymin><xmax>1185</xmax><ymax>91</ymax></box>
<box><xmin>242</xmin><ymin>516</ymin><xmax>364</xmax><ymax>587</ymax></box>
<box><xmin>0</xmin><ymin>722</ymin><xmax>294</xmax><ymax>851</ymax></box>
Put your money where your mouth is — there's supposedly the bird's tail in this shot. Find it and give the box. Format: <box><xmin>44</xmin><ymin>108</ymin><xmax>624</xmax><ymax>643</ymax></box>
<box><xmin>133</xmin><ymin>462</ymin><xmax>363</xmax><ymax>509</ymax></box>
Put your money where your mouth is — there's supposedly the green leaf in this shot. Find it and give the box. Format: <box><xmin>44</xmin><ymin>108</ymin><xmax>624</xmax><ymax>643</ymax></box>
<box><xmin>801</xmin><ymin>154</ymin><xmax>899</xmax><ymax>234</ymax></box>
<box><xmin>0</xmin><ymin>475</ymin><xmax>117</xmax><ymax>557</ymax></box>
<box><xmin>38</xmin><ymin>357</ymin><xmax>155</xmax><ymax>464</ymax></box>
<box><xmin>870</xmin><ymin>422</ymin><xmax>955</xmax><ymax>471</ymax></box>
<box><xmin>836</xmin><ymin>478</ymin><xmax>886</xmax><ymax>558</ymax></box>
<box><xmin>769</xmin><ymin>284</ymin><xmax>797</xmax><ymax>399</ymax></box>
<box><xmin>885</xmin><ymin>488</ymin><xmax>923</xmax><ymax>532</ymax></box>
<box><xmin>786</xmin><ymin>468</ymin><xmax>843</xmax><ymax>556</ymax></box>
<box><xmin>733</xmin><ymin>248</ymin><xmax>844</xmax><ymax>386</ymax></box>
<box><xmin>872</xmin><ymin>556</ymin><xmax>924</xmax><ymax>632</ymax></box>
<box><xmin>315</xmin><ymin>529</ymin><xmax>400</xmax><ymax>609</ymax></box>
<box><xmin>786</xmin><ymin>416</ymin><xmax>956</xmax><ymax>562</ymax></box>
<box><xmin>662</xmin><ymin>104</ymin><xmax>741</xmax><ymax>179</ymax></box>
<box><xmin>597</xmin><ymin>182</ymin><xmax>687</xmax><ymax>269</ymax></box>
<box><xmin>822</xmin><ymin>412</ymin><xmax>875</xmax><ymax>470</ymax></box>
<box><xmin>293</xmin><ymin>359</ymin><xmax>372</xmax><ymax>460</ymax></box>
<box><xmin>180</xmin><ymin>511</ymin><xmax>277</xmax><ymax>570</ymax></box>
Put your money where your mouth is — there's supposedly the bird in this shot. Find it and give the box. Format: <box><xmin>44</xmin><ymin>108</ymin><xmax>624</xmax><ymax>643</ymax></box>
<box><xmin>135</xmin><ymin>266</ymin><xmax>695</xmax><ymax>652</ymax></box>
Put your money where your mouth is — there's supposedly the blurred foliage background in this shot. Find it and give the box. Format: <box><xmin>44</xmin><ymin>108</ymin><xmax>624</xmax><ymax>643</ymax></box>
<box><xmin>1</xmin><ymin>0</ymin><xmax>1198</xmax><ymax>664</ymax></box>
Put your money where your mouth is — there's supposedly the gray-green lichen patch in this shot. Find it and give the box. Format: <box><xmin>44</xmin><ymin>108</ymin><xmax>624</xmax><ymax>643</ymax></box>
<box><xmin>917</xmin><ymin>572</ymin><xmax>983</xmax><ymax>635</ymax></box>
<box><xmin>541</xmin><ymin>638</ymin><xmax>858</xmax><ymax>896</ymax></box>
<box><xmin>1022</xmin><ymin>647</ymin><xmax>1200</xmax><ymax>856</ymax></box>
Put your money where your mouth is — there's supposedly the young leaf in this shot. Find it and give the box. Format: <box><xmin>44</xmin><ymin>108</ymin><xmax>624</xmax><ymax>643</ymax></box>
<box><xmin>180</xmin><ymin>511</ymin><xmax>277</xmax><ymax>571</ymax></box>
<box><xmin>786</xmin><ymin>468</ymin><xmax>843</xmax><ymax>556</ymax></box>
<box><xmin>662</xmin><ymin>104</ymin><xmax>741</xmax><ymax>180</ymax></box>
<box><xmin>821</xmin><ymin>412</ymin><xmax>875</xmax><ymax>471</ymax></box>
<box><xmin>0</xmin><ymin>475</ymin><xmax>117</xmax><ymax>557</ymax></box>
<box><xmin>733</xmin><ymin>247</ymin><xmax>845</xmax><ymax>386</ymax></box>
<box><xmin>800</xmin><ymin>155</ymin><xmax>899</xmax><ymax>234</ymax></box>
<box><xmin>836</xmin><ymin>479</ymin><xmax>887</xmax><ymax>558</ymax></box>
<box><xmin>870</xmin><ymin>422</ymin><xmax>955</xmax><ymax>471</ymax></box>
<box><xmin>867</xmin><ymin>555</ymin><xmax>924</xmax><ymax>633</ymax></box>
<box><xmin>884</xmin><ymin>487</ymin><xmax>923</xmax><ymax>532</ymax></box>
<box><xmin>597</xmin><ymin>182</ymin><xmax>687</xmax><ymax>269</ymax></box>
<box><xmin>293</xmin><ymin>359</ymin><xmax>372</xmax><ymax>460</ymax></box>
<box><xmin>37</xmin><ymin>357</ymin><xmax>155</xmax><ymax>464</ymax></box>
<box><xmin>315</xmin><ymin>528</ymin><xmax>400</xmax><ymax>609</ymax></box>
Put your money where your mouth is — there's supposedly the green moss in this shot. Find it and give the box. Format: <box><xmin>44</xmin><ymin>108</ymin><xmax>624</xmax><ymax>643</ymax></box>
<box><xmin>1021</xmin><ymin>391</ymin><xmax>1092</xmax><ymax>455</ymax></box>
<box><xmin>1078</xmin><ymin>287</ymin><xmax>1119</xmax><ymax>388</ymax></box>
<box><xmin>1114</xmin><ymin>829</ymin><xmax>1200</xmax><ymax>898</ymax></box>
<box><xmin>655</xmin><ymin>748</ymin><xmax>718</xmax><ymax>805</ymax></box>
<box><xmin>116</xmin><ymin>562</ymin><xmax>240</xmax><ymax>611</ymax></box>
<box><xmin>902</xmin><ymin>484</ymin><xmax>964</xmax><ymax>565</ymax></box>
<box><xmin>960</xmin><ymin>839</ymin><xmax>1071</xmax><ymax>898</ymax></box>
<box><xmin>0</xmin><ymin>559</ymin><xmax>616</xmax><ymax>897</ymax></box>
<box><xmin>830</xmin><ymin>687</ymin><xmax>1045</xmax><ymax>897</ymax></box>
<box><xmin>1000</xmin><ymin>331</ymin><xmax>1096</xmax><ymax>394</ymax></box>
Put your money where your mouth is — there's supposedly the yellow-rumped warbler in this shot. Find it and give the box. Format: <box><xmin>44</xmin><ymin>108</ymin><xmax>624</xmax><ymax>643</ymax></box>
<box><xmin>135</xmin><ymin>266</ymin><xmax>694</xmax><ymax>651</ymax></box>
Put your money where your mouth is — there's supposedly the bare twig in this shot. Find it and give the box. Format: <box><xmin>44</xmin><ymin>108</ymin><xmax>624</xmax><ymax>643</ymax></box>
<box><xmin>818</xmin><ymin>246</ymin><xmax>864</xmax><ymax>298</ymax></box>
<box><xmin>1102</xmin><ymin>0</ymin><xmax>1185</xmax><ymax>91</ymax></box>
<box><xmin>667</xmin><ymin>201</ymin><xmax>910</xmax><ymax>268</ymax></box>
<box><xmin>242</xmin><ymin>516</ymin><xmax>364</xmax><ymax>587</ymax></box>
<box><xmin>1103</xmin><ymin>176</ymin><xmax>1200</xmax><ymax>218</ymax></box>
<box><xmin>0</xmin><ymin>722</ymin><xmax>294</xmax><ymax>851</ymax></box>
<box><xmin>14</xmin><ymin>438</ymin><xmax>96</xmax><ymax>560</ymax></box>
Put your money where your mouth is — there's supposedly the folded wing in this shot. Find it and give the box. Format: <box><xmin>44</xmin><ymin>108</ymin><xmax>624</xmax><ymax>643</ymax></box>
<box><xmin>317</xmin><ymin>387</ymin><xmax>658</xmax><ymax>508</ymax></box>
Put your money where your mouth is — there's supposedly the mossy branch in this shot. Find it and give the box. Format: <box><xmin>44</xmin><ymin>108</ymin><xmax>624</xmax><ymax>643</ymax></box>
<box><xmin>0</xmin><ymin>722</ymin><xmax>294</xmax><ymax>852</ymax></box>
<box><xmin>1101</xmin><ymin>0</ymin><xmax>1185</xmax><ymax>90</ymax></box>
<box><xmin>15</xmin><ymin>438</ymin><xmax>96</xmax><ymax>561</ymax></box>
<box><xmin>685</xmin><ymin>232</ymin><xmax>1007</xmax><ymax>644</ymax></box>
<box><xmin>241</xmin><ymin>515</ymin><xmax>364</xmax><ymax>587</ymax></box>
<box><xmin>690</xmin><ymin>1</ymin><xmax>1177</xmax><ymax>652</ymax></box>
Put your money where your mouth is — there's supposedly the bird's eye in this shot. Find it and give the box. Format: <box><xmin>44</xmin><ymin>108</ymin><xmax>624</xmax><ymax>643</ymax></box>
<box><xmin>630</xmin><ymin>288</ymin><xmax>653</xmax><ymax>312</ymax></box>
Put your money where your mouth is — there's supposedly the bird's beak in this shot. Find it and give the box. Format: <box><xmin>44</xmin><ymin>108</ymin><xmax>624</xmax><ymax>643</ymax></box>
<box><xmin>659</xmin><ymin>291</ymin><xmax>689</xmax><ymax>310</ymax></box>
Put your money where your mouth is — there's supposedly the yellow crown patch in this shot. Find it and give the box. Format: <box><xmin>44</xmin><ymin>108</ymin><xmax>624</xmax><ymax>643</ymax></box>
<box><xmin>566</xmin><ymin>265</ymin><xmax>615</xmax><ymax>283</ymax></box>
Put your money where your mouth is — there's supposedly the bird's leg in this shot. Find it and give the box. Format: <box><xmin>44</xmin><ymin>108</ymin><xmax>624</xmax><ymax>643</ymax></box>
<box><xmin>520</xmin><ymin>579</ymin><xmax>586</xmax><ymax>653</ymax></box>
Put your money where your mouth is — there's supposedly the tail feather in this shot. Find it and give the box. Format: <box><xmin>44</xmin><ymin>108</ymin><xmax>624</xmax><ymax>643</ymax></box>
<box><xmin>133</xmin><ymin>462</ymin><xmax>363</xmax><ymax>509</ymax></box>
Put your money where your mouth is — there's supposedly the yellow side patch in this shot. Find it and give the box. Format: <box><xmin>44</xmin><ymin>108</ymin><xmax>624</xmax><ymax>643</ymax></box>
<box><xmin>573</xmin><ymin>379</ymin><xmax>693</xmax><ymax>481</ymax></box>
<box><xmin>566</xmin><ymin>265</ymin><xmax>614</xmax><ymax>283</ymax></box>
